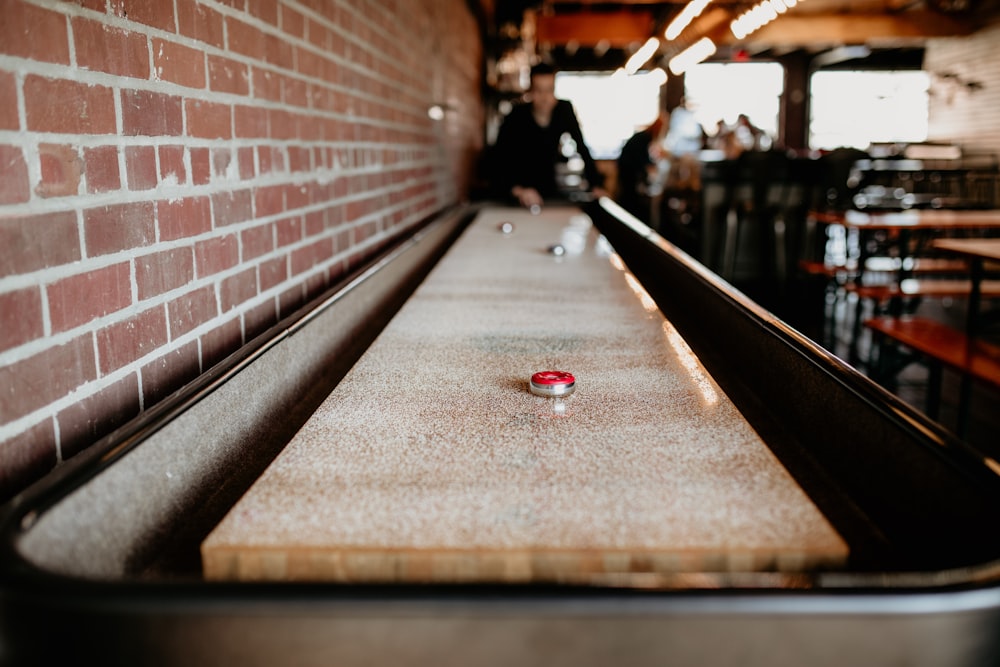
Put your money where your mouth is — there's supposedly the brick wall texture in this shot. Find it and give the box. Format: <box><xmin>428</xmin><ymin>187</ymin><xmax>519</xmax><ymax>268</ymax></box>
<box><xmin>0</xmin><ymin>0</ymin><xmax>484</xmax><ymax>500</ymax></box>
<box><xmin>925</xmin><ymin>21</ymin><xmax>1000</xmax><ymax>156</ymax></box>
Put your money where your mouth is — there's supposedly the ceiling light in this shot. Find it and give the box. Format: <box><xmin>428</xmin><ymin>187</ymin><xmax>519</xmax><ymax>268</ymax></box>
<box><xmin>668</xmin><ymin>37</ymin><xmax>717</xmax><ymax>75</ymax></box>
<box><xmin>665</xmin><ymin>0</ymin><xmax>714</xmax><ymax>40</ymax></box>
<box><xmin>625</xmin><ymin>37</ymin><xmax>661</xmax><ymax>75</ymax></box>
<box><xmin>731</xmin><ymin>0</ymin><xmax>804</xmax><ymax>39</ymax></box>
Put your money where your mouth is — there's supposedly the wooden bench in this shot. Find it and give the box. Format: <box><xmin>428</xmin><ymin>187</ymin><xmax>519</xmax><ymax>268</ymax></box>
<box><xmin>837</xmin><ymin>279</ymin><xmax>1000</xmax><ymax>367</ymax></box>
<box><xmin>864</xmin><ymin>257</ymin><xmax>972</xmax><ymax>275</ymax></box>
<box><xmin>848</xmin><ymin>279</ymin><xmax>1000</xmax><ymax>303</ymax></box>
<box><xmin>864</xmin><ymin>315</ymin><xmax>1000</xmax><ymax>424</ymax></box>
<box><xmin>800</xmin><ymin>256</ymin><xmax>1000</xmax><ymax>364</ymax></box>
<box><xmin>797</xmin><ymin>257</ymin><xmax>974</xmax><ymax>280</ymax></box>
<box><xmin>797</xmin><ymin>259</ymin><xmax>850</xmax><ymax>279</ymax></box>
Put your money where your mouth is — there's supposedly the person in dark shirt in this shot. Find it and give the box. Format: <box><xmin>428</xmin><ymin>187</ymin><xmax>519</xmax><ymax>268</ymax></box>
<box><xmin>490</xmin><ymin>63</ymin><xmax>607</xmax><ymax>210</ymax></box>
<box><xmin>616</xmin><ymin>112</ymin><xmax>668</xmax><ymax>221</ymax></box>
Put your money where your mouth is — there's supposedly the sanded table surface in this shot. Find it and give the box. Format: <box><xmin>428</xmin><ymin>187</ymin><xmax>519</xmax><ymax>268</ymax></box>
<box><xmin>201</xmin><ymin>206</ymin><xmax>847</xmax><ymax>584</ymax></box>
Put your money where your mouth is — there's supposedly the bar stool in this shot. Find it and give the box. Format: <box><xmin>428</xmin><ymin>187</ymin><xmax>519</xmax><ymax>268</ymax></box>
<box><xmin>719</xmin><ymin>150</ymin><xmax>792</xmax><ymax>285</ymax></box>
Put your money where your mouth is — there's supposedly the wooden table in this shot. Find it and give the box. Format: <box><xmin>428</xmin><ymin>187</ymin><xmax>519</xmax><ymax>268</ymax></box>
<box><xmin>812</xmin><ymin>209</ymin><xmax>1000</xmax><ymax>276</ymax></box>
<box><xmin>201</xmin><ymin>205</ymin><xmax>847</xmax><ymax>584</ymax></box>
<box><xmin>931</xmin><ymin>238</ymin><xmax>1000</xmax><ymax>339</ymax></box>
<box><xmin>819</xmin><ymin>208</ymin><xmax>1000</xmax><ymax>231</ymax></box>
<box><xmin>930</xmin><ymin>238</ymin><xmax>1000</xmax><ymax>434</ymax></box>
<box><xmin>834</xmin><ymin>209</ymin><xmax>1000</xmax><ymax>282</ymax></box>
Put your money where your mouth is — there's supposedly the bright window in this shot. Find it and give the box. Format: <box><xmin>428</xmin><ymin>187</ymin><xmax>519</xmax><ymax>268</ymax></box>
<box><xmin>809</xmin><ymin>70</ymin><xmax>929</xmax><ymax>150</ymax></box>
<box><xmin>555</xmin><ymin>70</ymin><xmax>665</xmax><ymax>160</ymax></box>
<box><xmin>684</xmin><ymin>62</ymin><xmax>785</xmax><ymax>139</ymax></box>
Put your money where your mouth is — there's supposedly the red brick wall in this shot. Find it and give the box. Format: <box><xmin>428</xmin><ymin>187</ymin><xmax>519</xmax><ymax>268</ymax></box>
<box><xmin>0</xmin><ymin>0</ymin><xmax>484</xmax><ymax>500</ymax></box>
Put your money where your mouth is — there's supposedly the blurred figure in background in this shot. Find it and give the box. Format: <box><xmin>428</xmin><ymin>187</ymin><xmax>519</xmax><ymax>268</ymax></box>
<box><xmin>711</xmin><ymin>114</ymin><xmax>772</xmax><ymax>159</ymax></box>
<box><xmin>664</xmin><ymin>98</ymin><xmax>705</xmax><ymax>191</ymax></box>
<box><xmin>616</xmin><ymin>112</ymin><xmax>669</xmax><ymax>222</ymax></box>
<box><xmin>733</xmin><ymin>113</ymin><xmax>770</xmax><ymax>153</ymax></box>
<box><xmin>489</xmin><ymin>63</ymin><xmax>607</xmax><ymax>210</ymax></box>
<box><xmin>709</xmin><ymin>119</ymin><xmax>741</xmax><ymax>159</ymax></box>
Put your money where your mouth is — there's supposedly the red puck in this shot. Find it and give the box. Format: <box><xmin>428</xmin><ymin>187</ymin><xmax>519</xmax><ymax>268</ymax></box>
<box><xmin>529</xmin><ymin>370</ymin><xmax>576</xmax><ymax>397</ymax></box>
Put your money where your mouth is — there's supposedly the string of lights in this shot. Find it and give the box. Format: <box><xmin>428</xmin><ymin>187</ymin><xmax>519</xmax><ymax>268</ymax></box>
<box><xmin>618</xmin><ymin>0</ymin><xmax>804</xmax><ymax>77</ymax></box>
<box><xmin>731</xmin><ymin>0</ymin><xmax>804</xmax><ymax>40</ymax></box>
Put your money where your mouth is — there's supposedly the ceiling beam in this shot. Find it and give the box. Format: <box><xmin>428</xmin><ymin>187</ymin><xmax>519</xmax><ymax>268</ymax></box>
<box><xmin>680</xmin><ymin>6</ymin><xmax>732</xmax><ymax>45</ymax></box>
<box><xmin>535</xmin><ymin>11</ymin><xmax>657</xmax><ymax>47</ymax></box>
<box><xmin>545</xmin><ymin>0</ymin><xmax>672</xmax><ymax>3</ymax></box>
<box><xmin>714</xmin><ymin>11</ymin><xmax>978</xmax><ymax>48</ymax></box>
<box><xmin>532</xmin><ymin>7</ymin><xmax>979</xmax><ymax>52</ymax></box>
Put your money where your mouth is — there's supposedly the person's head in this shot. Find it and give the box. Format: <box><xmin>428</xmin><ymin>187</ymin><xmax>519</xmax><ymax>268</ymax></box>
<box><xmin>528</xmin><ymin>62</ymin><xmax>558</xmax><ymax>117</ymax></box>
